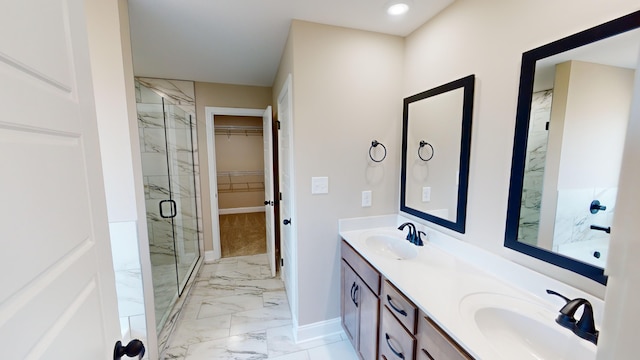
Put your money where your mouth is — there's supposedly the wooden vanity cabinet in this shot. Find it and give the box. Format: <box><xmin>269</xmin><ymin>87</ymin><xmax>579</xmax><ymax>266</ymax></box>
<box><xmin>342</xmin><ymin>240</ymin><xmax>473</xmax><ymax>360</ymax></box>
<box><xmin>341</xmin><ymin>240</ymin><xmax>381</xmax><ymax>360</ymax></box>
<box><xmin>417</xmin><ymin>314</ymin><xmax>473</xmax><ymax>360</ymax></box>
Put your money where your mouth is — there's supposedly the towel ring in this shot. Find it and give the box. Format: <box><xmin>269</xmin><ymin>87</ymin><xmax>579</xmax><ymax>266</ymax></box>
<box><xmin>418</xmin><ymin>140</ymin><xmax>434</xmax><ymax>161</ymax></box>
<box><xmin>369</xmin><ymin>140</ymin><xmax>387</xmax><ymax>163</ymax></box>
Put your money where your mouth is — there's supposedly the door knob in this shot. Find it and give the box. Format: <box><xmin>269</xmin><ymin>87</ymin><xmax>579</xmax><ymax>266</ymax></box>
<box><xmin>114</xmin><ymin>339</ymin><xmax>145</xmax><ymax>360</ymax></box>
<box><xmin>283</xmin><ymin>219</ymin><xmax>291</xmax><ymax>225</ymax></box>
<box><xmin>264</xmin><ymin>200</ymin><xmax>274</xmax><ymax>206</ymax></box>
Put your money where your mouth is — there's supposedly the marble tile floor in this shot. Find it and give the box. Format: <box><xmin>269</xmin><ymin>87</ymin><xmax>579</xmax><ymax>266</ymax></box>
<box><xmin>164</xmin><ymin>253</ymin><xmax>358</xmax><ymax>360</ymax></box>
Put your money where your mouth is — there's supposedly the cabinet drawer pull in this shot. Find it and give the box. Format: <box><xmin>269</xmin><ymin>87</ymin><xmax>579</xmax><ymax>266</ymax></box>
<box><xmin>387</xmin><ymin>295</ymin><xmax>407</xmax><ymax>316</ymax></box>
<box><xmin>350</xmin><ymin>282</ymin><xmax>356</xmax><ymax>303</ymax></box>
<box><xmin>422</xmin><ymin>349</ymin><xmax>435</xmax><ymax>360</ymax></box>
<box><xmin>385</xmin><ymin>333</ymin><xmax>405</xmax><ymax>359</ymax></box>
<box><xmin>353</xmin><ymin>284</ymin><xmax>359</xmax><ymax>307</ymax></box>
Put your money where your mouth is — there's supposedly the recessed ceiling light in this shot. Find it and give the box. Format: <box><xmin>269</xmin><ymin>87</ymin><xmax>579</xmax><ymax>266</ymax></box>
<box><xmin>387</xmin><ymin>2</ymin><xmax>409</xmax><ymax>16</ymax></box>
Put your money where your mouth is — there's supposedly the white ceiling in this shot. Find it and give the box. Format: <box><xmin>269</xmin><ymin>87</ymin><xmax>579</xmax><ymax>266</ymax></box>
<box><xmin>127</xmin><ymin>0</ymin><xmax>454</xmax><ymax>86</ymax></box>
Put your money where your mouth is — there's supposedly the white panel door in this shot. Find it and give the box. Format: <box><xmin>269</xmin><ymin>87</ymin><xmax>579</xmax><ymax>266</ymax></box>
<box><xmin>0</xmin><ymin>0</ymin><xmax>120</xmax><ymax>359</ymax></box>
<box><xmin>277</xmin><ymin>75</ymin><xmax>298</xmax><ymax>319</ymax></box>
<box><xmin>263</xmin><ymin>106</ymin><xmax>276</xmax><ymax>277</ymax></box>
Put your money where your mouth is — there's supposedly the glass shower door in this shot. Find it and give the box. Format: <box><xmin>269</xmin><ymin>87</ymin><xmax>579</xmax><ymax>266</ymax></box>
<box><xmin>162</xmin><ymin>100</ymin><xmax>200</xmax><ymax>294</ymax></box>
<box><xmin>136</xmin><ymin>80</ymin><xmax>200</xmax><ymax>332</ymax></box>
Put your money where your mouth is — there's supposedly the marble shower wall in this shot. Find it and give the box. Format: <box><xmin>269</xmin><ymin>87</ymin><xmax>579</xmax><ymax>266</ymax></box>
<box><xmin>552</xmin><ymin>187</ymin><xmax>616</xmax><ymax>250</ymax></box>
<box><xmin>111</xmin><ymin>221</ymin><xmax>147</xmax><ymax>348</ymax></box>
<box><xmin>518</xmin><ymin>90</ymin><xmax>553</xmax><ymax>245</ymax></box>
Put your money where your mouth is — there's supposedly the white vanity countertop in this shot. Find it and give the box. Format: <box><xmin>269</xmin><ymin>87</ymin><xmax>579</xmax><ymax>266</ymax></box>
<box><xmin>339</xmin><ymin>214</ymin><xmax>602</xmax><ymax>360</ymax></box>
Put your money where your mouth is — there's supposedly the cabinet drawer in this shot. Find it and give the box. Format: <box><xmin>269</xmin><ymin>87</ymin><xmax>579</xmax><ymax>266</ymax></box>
<box><xmin>342</xmin><ymin>240</ymin><xmax>380</xmax><ymax>294</ymax></box>
<box><xmin>382</xmin><ymin>280</ymin><xmax>417</xmax><ymax>333</ymax></box>
<box><xmin>380</xmin><ymin>306</ymin><xmax>415</xmax><ymax>360</ymax></box>
<box><xmin>417</xmin><ymin>314</ymin><xmax>473</xmax><ymax>360</ymax></box>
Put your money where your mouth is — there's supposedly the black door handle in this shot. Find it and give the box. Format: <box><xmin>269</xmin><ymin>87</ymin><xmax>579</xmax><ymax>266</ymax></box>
<box><xmin>264</xmin><ymin>200</ymin><xmax>274</xmax><ymax>206</ymax></box>
<box><xmin>114</xmin><ymin>339</ymin><xmax>145</xmax><ymax>360</ymax></box>
<box><xmin>159</xmin><ymin>199</ymin><xmax>176</xmax><ymax>218</ymax></box>
<box><xmin>283</xmin><ymin>219</ymin><xmax>291</xmax><ymax>225</ymax></box>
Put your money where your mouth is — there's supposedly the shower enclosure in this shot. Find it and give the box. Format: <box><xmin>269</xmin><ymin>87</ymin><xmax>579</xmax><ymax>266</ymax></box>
<box><xmin>136</xmin><ymin>80</ymin><xmax>201</xmax><ymax>332</ymax></box>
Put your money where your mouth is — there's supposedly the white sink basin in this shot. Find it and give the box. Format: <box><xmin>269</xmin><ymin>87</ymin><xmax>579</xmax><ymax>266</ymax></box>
<box><xmin>364</xmin><ymin>233</ymin><xmax>418</xmax><ymax>260</ymax></box>
<box><xmin>459</xmin><ymin>293</ymin><xmax>596</xmax><ymax>360</ymax></box>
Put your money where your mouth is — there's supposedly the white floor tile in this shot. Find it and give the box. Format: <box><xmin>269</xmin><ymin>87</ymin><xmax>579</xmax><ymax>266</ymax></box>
<box><xmin>167</xmin><ymin>253</ymin><xmax>357</xmax><ymax>360</ymax></box>
<box><xmin>307</xmin><ymin>340</ymin><xmax>359</xmax><ymax>360</ymax></box>
<box><xmin>185</xmin><ymin>331</ymin><xmax>268</xmax><ymax>360</ymax></box>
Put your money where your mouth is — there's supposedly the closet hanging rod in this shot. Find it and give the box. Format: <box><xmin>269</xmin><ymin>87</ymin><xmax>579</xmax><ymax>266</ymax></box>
<box><xmin>217</xmin><ymin>170</ymin><xmax>264</xmax><ymax>177</ymax></box>
<box><xmin>213</xmin><ymin>125</ymin><xmax>262</xmax><ymax>133</ymax></box>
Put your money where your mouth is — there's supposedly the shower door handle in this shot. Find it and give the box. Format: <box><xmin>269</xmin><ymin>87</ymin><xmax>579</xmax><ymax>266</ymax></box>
<box><xmin>159</xmin><ymin>200</ymin><xmax>177</xmax><ymax>218</ymax></box>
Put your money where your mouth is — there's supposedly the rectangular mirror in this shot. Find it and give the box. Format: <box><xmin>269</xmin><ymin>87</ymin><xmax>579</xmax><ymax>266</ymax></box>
<box><xmin>400</xmin><ymin>75</ymin><xmax>475</xmax><ymax>233</ymax></box>
<box><xmin>506</xmin><ymin>10</ymin><xmax>640</xmax><ymax>285</ymax></box>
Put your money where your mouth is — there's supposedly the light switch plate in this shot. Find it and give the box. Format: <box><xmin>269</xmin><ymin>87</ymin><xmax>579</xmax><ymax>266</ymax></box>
<box><xmin>362</xmin><ymin>190</ymin><xmax>372</xmax><ymax>207</ymax></box>
<box><xmin>311</xmin><ymin>177</ymin><xmax>329</xmax><ymax>194</ymax></box>
<box><xmin>422</xmin><ymin>187</ymin><xmax>431</xmax><ymax>202</ymax></box>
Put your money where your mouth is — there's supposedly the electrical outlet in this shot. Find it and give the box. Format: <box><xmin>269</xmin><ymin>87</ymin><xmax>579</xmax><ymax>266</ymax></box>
<box><xmin>422</xmin><ymin>187</ymin><xmax>431</xmax><ymax>202</ymax></box>
<box><xmin>362</xmin><ymin>190</ymin><xmax>372</xmax><ymax>207</ymax></box>
<box><xmin>311</xmin><ymin>177</ymin><xmax>329</xmax><ymax>194</ymax></box>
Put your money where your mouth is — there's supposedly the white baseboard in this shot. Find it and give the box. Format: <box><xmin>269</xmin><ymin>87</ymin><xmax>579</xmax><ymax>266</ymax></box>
<box><xmin>204</xmin><ymin>250</ymin><xmax>217</xmax><ymax>263</ymax></box>
<box><xmin>294</xmin><ymin>317</ymin><xmax>344</xmax><ymax>343</ymax></box>
<box><xmin>218</xmin><ymin>206</ymin><xmax>265</xmax><ymax>215</ymax></box>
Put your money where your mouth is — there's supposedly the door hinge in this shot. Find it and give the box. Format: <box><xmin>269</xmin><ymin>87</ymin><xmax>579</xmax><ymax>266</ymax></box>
<box><xmin>545</xmin><ymin>121</ymin><xmax>550</xmax><ymax>131</ymax></box>
<box><xmin>279</xmin><ymin>192</ymin><xmax>282</xmax><ymax>200</ymax></box>
<box><xmin>277</xmin><ymin>120</ymin><xmax>281</xmax><ymax>130</ymax></box>
<box><xmin>281</xmin><ymin>258</ymin><xmax>284</xmax><ymax>267</ymax></box>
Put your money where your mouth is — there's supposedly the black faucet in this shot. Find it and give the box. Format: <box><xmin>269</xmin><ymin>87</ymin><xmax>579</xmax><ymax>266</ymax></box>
<box><xmin>547</xmin><ymin>289</ymin><xmax>599</xmax><ymax>345</ymax></box>
<box><xmin>398</xmin><ymin>222</ymin><xmax>425</xmax><ymax>246</ymax></box>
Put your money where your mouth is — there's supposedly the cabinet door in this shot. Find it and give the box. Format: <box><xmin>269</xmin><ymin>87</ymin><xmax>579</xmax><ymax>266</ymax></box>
<box><xmin>342</xmin><ymin>261</ymin><xmax>360</xmax><ymax>347</ymax></box>
<box><xmin>359</xmin><ymin>283</ymin><xmax>379</xmax><ymax>360</ymax></box>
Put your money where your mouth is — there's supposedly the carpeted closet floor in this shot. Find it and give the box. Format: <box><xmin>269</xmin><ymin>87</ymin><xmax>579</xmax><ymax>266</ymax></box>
<box><xmin>219</xmin><ymin>212</ymin><xmax>266</xmax><ymax>258</ymax></box>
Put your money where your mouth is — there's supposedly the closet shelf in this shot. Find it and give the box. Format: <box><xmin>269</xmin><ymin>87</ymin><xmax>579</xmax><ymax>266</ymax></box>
<box><xmin>217</xmin><ymin>170</ymin><xmax>265</xmax><ymax>193</ymax></box>
<box><xmin>214</xmin><ymin>125</ymin><xmax>263</xmax><ymax>137</ymax></box>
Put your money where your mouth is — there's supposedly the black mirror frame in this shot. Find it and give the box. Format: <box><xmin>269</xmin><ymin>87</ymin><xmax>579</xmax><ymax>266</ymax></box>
<box><xmin>400</xmin><ymin>74</ymin><xmax>475</xmax><ymax>233</ymax></box>
<box><xmin>505</xmin><ymin>10</ymin><xmax>640</xmax><ymax>285</ymax></box>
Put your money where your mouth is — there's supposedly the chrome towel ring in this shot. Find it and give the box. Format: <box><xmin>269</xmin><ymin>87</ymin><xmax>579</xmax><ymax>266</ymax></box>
<box><xmin>369</xmin><ymin>140</ymin><xmax>387</xmax><ymax>162</ymax></box>
<box><xmin>418</xmin><ymin>140</ymin><xmax>434</xmax><ymax>161</ymax></box>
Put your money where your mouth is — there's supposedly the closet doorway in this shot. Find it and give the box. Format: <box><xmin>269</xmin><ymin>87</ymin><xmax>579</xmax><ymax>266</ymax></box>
<box><xmin>206</xmin><ymin>107</ymin><xmax>277</xmax><ymax>276</ymax></box>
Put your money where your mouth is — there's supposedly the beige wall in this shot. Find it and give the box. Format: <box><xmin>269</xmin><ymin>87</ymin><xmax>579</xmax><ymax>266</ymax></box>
<box><xmin>555</xmin><ymin>61</ymin><xmax>632</xmax><ymax>189</ymax></box>
<box><xmin>194</xmin><ymin>82</ymin><xmax>272</xmax><ymax>252</ymax></box>
<box><xmin>404</xmin><ymin>0</ymin><xmax>639</xmax><ymax>296</ymax></box>
<box><xmin>276</xmin><ymin>20</ymin><xmax>405</xmax><ymax>326</ymax></box>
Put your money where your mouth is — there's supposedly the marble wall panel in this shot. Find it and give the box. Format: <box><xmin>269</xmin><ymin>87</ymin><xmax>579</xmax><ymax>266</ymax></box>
<box><xmin>136</xmin><ymin>103</ymin><xmax>164</xmax><ymax>128</ymax></box>
<box><xmin>552</xmin><ymin>187</ymin><xmax>616</xmax><ymax>250</ymax></box>
<box><xmin>145</xmin><ymin>175</ymin><xmax>170</xmax><ymax>200</ymax></box>
<box><xmin>141</xmin><ymin>153</ymin><xmax>169</xmax><ymax>176</ymax></box>
<box><xmin>518</xmin><ymin>90</ymin><xmax>552</xmax><ymax>245</ymax></box>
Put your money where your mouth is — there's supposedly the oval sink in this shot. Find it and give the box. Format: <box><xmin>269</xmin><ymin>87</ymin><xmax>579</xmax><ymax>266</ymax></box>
<box><xmin>460</xmin><ymin>293</ymin><xmax>596</xmax><ymax>360</ymax></box>
<box><xmin>364</xmin><ymin>234</ymin><xmax>418</xmax><ymax>260</ymax></box>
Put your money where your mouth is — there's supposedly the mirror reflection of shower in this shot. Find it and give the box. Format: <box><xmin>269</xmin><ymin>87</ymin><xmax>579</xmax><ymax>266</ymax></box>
<box><xmin>516</xmin><ymin>28</ymin><xmax>638</xmax><ymax>268</ymax></box>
